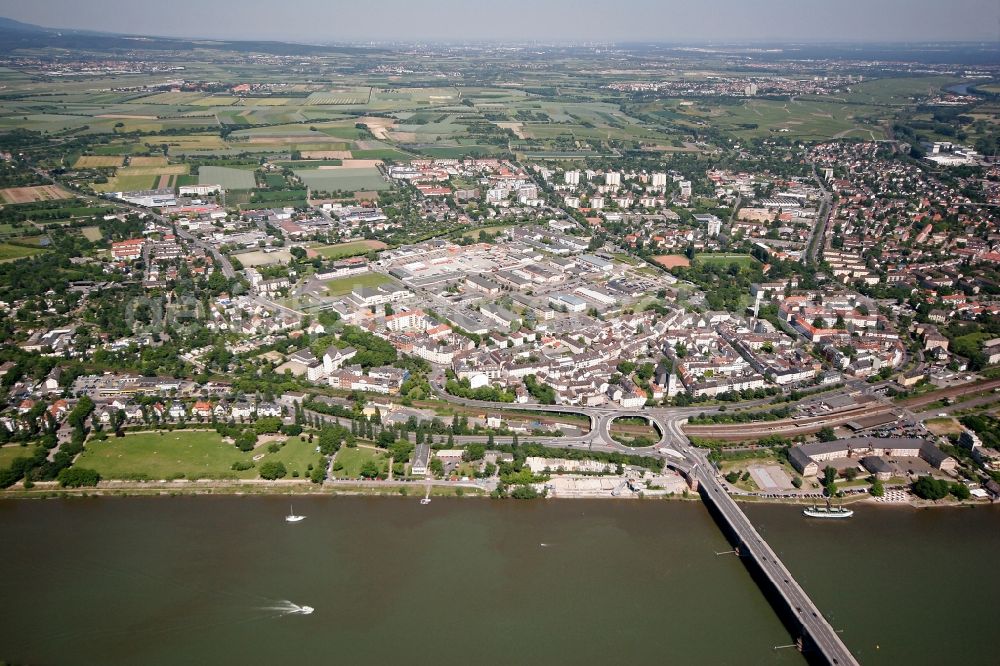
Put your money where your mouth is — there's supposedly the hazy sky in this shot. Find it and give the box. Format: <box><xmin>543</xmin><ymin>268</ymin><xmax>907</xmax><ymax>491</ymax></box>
<box><xmin>3</xmin><ymin>0</ymin><xmax>999</xmax><ymax>43</ymax></box>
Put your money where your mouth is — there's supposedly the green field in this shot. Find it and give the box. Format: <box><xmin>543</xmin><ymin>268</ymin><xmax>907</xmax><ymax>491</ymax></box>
<box><xmin>0</xmin><ymin>444</ymin><xmax>39</xmax><ymax>469</ymax></box>
<box><xmin>694</xmin><ymin>253</ymin><xmax>759</xmax><ymax>267</ymax></box>
<box><xmin>76</xmin><ymin>430</ymin><xmax>249</xmax><ymax>480</ymax></box>
<box><xmin>74</xmin><ymin>430</ymin><xmax>325</xmax><ymax>480</ymax></box>
<box><xmin>312</xmin><ymin>240</ymin><xmax>387</xmax><ymax>259</ymax></box>
<box><xmin>323</xmin><ymin>272</ymin><xmax>395</xmax><ymax>296</ymax></box>
<box><xmin>251</xmin><ymin>437</ymin><xmax>323</xmax><ymax>478</ymax></box>
<box><xmin>199</xmin><ymin>166</ymin><xmax>257</xmax><ymax>190</ymax></box>
<box><xmin>331</xmin><ymin>445</ymin><xmax>386</xmax><ymax>479</ymax></box>
<box><xmin>0</xmin><ymin>243</ymin><xmax>44</xmax><ymax>262</ymax></box>
<box><xmin>294</xmin><ymin>168</ymin><xmax>388</xmax><ymax>192</ymax></box>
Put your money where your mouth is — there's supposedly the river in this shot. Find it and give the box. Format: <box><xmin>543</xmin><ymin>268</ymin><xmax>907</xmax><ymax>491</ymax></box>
<box><xmin>0</xmin><ymin>497</ymin><xmax>997</xmax><ymax>665</ymax></box>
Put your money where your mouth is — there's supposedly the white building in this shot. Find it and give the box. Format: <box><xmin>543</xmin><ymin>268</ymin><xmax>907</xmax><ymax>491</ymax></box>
<box><xmin>179</xmin><ymin>184</ymin><xmax>222</xmax><ymax>196</ymax></box>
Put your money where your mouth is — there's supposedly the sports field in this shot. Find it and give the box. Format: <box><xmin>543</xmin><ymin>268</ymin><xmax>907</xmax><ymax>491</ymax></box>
<box><xmin>652</xmin><ymin>255</ymin><xmax>691</xmax><ymax>269</ymax></box>
<box><xmin>324</xmin><ymin>272</ymin><xmax>394</xmax><ymax>296</ymax></box>
<box><xmin>695</xmin><ymin>253</ymin><xmax>758</xmax><ymax>267</ymax></box>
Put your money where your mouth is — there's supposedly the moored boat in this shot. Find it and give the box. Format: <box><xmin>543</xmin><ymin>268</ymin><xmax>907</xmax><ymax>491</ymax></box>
<box><xmin>803</xmin><ymin>504</ymin><xmax>854</xmax><ymax>519</ymax></box>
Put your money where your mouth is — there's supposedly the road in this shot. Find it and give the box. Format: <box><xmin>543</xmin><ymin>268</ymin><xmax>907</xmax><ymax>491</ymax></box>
<box><xmin>806</xmin><ymin>162</ymin><xmax>834</xmax><ymax>265</ymax></box>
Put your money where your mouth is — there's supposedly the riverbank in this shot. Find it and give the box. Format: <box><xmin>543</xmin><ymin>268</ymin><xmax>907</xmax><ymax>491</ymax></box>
<box><xmin>2</xmin><ymin>478</ymin><xmax>994</xmax><ymax>510</ymax></box>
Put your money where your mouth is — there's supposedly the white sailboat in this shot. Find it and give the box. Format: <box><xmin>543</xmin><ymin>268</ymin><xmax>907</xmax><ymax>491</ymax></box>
<box><xmin>285</xmin><ymin>505</ymin><xmax>305</xmax><ymax>523</ymax></box>
<box><xmin>420</xmin><ymin>486</ymin><xmax>432</xmax><ymax>505</ymax></box>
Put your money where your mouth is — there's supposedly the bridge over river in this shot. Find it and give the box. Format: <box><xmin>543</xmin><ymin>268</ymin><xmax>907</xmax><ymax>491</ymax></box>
<box><xmin>662</xmin><ymin>418</ymin><xmax>859</xmax><ymax>665</ymax></box>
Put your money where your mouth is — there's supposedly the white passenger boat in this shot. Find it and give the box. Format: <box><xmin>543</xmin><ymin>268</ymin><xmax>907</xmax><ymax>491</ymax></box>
<box><xmin>802</xmin><ymin>503</ymin><xmax>854</xmax><ymax>519</ymax></box>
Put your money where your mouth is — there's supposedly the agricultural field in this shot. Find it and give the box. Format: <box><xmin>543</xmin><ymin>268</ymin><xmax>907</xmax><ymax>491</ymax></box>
<box><xmin>310</xmin><ymin>240</ymin><xmax>387</xmax><ymax>259</ymax></box>
<box><xmin>640</xmin><ymin>97</ymin><xmax>889</xmax><ymax>140</ymax></box>
<box><xmin>294</xmin><ymin>167</ymin><xmax>388</xmax><ymax>192</ymax></box>
<box><xmin>0</xmin><ymin>185</ymin><xmax>73</xmax><ymax>204</ymax></box>
<box><xmin>199</xmin><ymin>165</ymin><xmax>256</xmax><ymax>190</ymax></box>
<box><xmin>323</xmin><ymin>272</ymin><xmax>394</xmax><ymax>296</ymax></box>
<box><xmin>128</xmin><ymin>156</ymin><xmax>169</xmax><ymax>167</ymax></box>
<box><xmin>305</xmin><ymin>89</ymin><xmax>372</xmax><ymax>105</ymax></box>
<box><xmin>73</xmin><ymin>155</ymin><xmax>125</xmax><ymax>168</ymax></box>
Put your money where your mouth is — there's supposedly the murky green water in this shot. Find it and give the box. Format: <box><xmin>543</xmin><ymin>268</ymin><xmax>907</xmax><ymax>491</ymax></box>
<box><xmin>1</xmin><ymin>497</ymin><xmax>997</xmax><ymax>665</ymax></box>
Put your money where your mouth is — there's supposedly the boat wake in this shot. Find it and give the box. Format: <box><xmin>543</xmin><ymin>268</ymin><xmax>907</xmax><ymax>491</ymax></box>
<box><xmin>262</xmin><ymin>600</ymin><xmax>314</xmax><ymax>616</ymax></box>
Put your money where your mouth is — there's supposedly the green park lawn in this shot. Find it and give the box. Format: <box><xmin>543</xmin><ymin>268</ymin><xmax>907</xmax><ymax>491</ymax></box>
<box><xmin>76</xmin><ymin>430</ymin><xmax>326</xmax><ymax>481</ymax></box>
<box><xmin>76</xmin><ymin>430</ymin><xmax>249</xmax><ymax>480</ymax></box>
<box><xmin>0</xmin><ymin>444</ymin><xmax>39</xmax><ymax>469</ymax></box>
<box><xmin>330</xmin><ymin>445</ymin><xmax>386</xmax><ymax>479</ymax></box>
<box><xmin>246</xmin><ymin>436</ymin><xmax>324</xmax><ymax>479</ymax></box>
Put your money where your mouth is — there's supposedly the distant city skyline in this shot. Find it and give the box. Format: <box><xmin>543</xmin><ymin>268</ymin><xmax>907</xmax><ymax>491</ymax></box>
<box><xmin>2</xmin><ymin>0</ymin><xmax>999</xmax><ymax>44</ymax></box>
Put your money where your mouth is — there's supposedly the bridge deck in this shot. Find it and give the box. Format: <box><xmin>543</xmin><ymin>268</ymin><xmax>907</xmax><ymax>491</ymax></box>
<box><xmin>699</xmin><ymin>471</ymin><xmax>859</xmax><ymax>665</ymax></box>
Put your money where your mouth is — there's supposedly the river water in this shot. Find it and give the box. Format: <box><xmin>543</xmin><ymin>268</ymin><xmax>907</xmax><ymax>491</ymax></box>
<box><xmin>0</xmin><ymin>497</ymin><xmax>997</xmax><ymax>665</ymax></box>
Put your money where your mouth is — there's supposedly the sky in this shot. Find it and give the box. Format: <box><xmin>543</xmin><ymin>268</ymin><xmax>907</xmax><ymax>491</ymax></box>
<box><xmin>2</xmin><ymin>0</ymin><xmax>999</xmax><ymax>44</ymax></box>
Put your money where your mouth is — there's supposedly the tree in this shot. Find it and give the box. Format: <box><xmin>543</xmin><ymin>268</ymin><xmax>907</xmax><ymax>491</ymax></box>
<box><xmin>429</xmin><ymin>457</ymin><xmax>444</xmax><ymax>477</ymax></box>
<box><xmin>816</xmin><ymin>426</ymin><xmax>836</xmax><ymax>442</ymax></box>
<box><xmin>868</xmin><ymin>476</ymin><xmax>885</xmax><ymax>497</ymax></box>
<box><xmin>910</xmin><ymin>475</ymin><xmax>950</xmax><ymax>500</ymax></box>
<box><xmin>235</xmin><ymin>431</ymin><xmax>257</xmax><ymax>452</ymax></box>
<box><xmin>57</xmin><ymin>467</ymin><xmax>100</xmax><ymax>488</ymax></box>
<box><xmin>359</xmin><ymin>459</ymin><xmax>380</xmax><ymax>479</ymax></box>
<box><xmin>823</xmin><ymin>466</ymin><xmax>836</xmax><ymax>485</ymax></box>
<box><xmin>510</xmin><ymin>484</ymin><xmax>540</xmax><ymax>499</ymax></box>
<box><xmin>950</xmin><ymin>482</ymin><xmax>971</xmax><ymax>500</ymax></box>
<box><xmin>259</xmin><ymin>461</ymin><xmax>287</xmax><ymax>480</ymax></box>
